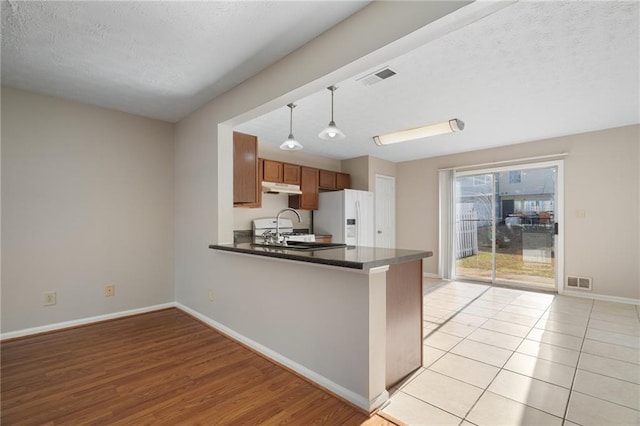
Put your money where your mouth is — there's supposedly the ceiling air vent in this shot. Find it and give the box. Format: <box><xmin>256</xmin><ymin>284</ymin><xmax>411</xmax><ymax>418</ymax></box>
<box><xmin>567</xmin><ymin>276</ymin><xmax>592</xmax><ymax>291</ymax></box>
<box><xmin>357</xmin><ymin>67</ymin><xmax>397</xmax><ymax>86</ymax></box>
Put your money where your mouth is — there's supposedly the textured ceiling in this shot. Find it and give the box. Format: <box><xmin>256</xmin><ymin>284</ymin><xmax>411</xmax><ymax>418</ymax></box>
<box><xmin>237</xmin><ymin>1</ymin><xmax>640</xmax><ymax>162</ymax></box>
<box><xmin>2</xmin><ymin>1</ymin><xmax>638</xmax><ymax>163</ymax></box>
<box><xmin>1</xmin><ymin>0</ymin><xmax>369</xmax><ymax>122</ymax></box>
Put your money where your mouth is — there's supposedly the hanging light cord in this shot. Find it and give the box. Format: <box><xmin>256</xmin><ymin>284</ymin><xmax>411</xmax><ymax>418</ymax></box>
<box><xmin>318</xmin><ymin>86</ymin><xmax>345</xmax><ymax>140</ymax></box>
<box><xmin>288</xmin><ymin>103</ymin><xmax>295</xmax><ymax>136</ymax></box>
<box><xmin>330</xmin><ymin>87</ymin><xmax>335</xmax><ymax>122</ymax></box>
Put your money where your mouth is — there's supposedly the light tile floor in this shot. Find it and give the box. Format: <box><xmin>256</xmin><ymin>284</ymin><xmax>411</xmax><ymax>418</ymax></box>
<box><xmin>382</xmin><ymin>280</ymin><xmax>640</xmax><ymax>426</ymax></box>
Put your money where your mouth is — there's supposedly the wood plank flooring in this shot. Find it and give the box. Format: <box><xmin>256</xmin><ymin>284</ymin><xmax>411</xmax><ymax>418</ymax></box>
<box><xmin>1</xmin><ymin>308</ymin><xmax>398</xmax><ymax>425</ymax></box>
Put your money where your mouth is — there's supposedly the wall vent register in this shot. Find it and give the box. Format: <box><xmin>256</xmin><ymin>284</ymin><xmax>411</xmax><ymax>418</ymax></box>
<box><xmin>357</xmin><ymin>66</ymin><xmax>397</xmax><ymax>86</ymax></box>
<box><xmin>567</xmin><ymin>276</ymin><xmax>592</xmax><ymax>290</ymax></box>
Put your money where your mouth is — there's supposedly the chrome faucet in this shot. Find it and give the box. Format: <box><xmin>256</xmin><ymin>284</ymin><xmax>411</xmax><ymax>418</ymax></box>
<box><xmin>276</xmin><ymin>208</ymin><xmax>302</xmax><ymax>244</ymax></box>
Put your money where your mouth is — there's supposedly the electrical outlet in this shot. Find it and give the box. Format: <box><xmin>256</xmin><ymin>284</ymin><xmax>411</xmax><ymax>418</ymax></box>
<box><xmin>43</xmin><ymin>291</ymin><xmax>57</xmax><ymax>306</ymax></box>
<box><xmin>104</xmin><ymin>284</ymin><xmax>115</xmax><ymax>297</ymax></box>
<box><xmin>208</xmin><ymin>290</ymin><xmax>215</xmax><ymax>301</ymax></box>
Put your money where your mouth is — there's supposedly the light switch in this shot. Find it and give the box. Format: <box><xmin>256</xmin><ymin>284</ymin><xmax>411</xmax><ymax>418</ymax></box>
<box><xmin>576</xmin><ymin>209</ymin><xmax>586</xmax><ymax>218</ymax></box>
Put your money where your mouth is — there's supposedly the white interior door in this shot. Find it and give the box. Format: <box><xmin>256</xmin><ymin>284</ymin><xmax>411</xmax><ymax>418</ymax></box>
<box><xmin>375</xmin><ymin>174</ymin><xmax>395</xmax><ymax>248</ymax></box>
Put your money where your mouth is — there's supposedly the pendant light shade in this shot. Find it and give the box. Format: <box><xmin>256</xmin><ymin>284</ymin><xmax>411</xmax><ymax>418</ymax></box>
<box><xmin>280</xmin><ymin>103</ymin><xmax>303</xmax><ymax>151</ymax></box>
<box><xmin>318</xmin><ymin>86</ymin><xmax>345</xmax><ymax>140</ymax></box>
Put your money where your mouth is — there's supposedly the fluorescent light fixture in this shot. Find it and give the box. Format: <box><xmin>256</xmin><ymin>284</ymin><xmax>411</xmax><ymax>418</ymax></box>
<box><xmin>318</xmin><ymin>86</ymin><xmax>345</xmax><ymax>140</ymax></box>
<box><xmin>280</xmin><ymin>103</ymin><xmax>303</xmax><ymax>151</ymax></box>
<box><xmin>373</xmin><ymin>119</ymin><xmax>464</xmax><ymax>146</ymax></box>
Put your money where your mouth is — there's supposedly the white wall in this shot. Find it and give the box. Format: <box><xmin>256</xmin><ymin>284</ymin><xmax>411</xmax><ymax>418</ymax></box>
<box><xmin>341</xmin><ymin>155</ymin><xmax>397</xmax><ymax>193</ymax></box>
<box><xmin>342</xmin><ymin>156</ymin><xmax>369</xmax><ymax>191</ymax></box>
<box><xmin>396</xmin><ymin>125</ymin><xmax>640</xmax><ymax>300</ymax></box>
<box><xmin>178</xmin><ymin>251</ymin><xmax>387</xmax><ymax>409</ymax></box>
<box><xmin>1</xmin><ymin>88</ymin><xmax>175</xmax><ymax>333</ymax></box>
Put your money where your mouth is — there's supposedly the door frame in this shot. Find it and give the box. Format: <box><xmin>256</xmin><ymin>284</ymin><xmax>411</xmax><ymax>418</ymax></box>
<box><xmin>452</xmin><ymin>160</ymin><xmax>564</xmax><ymax>292</ymax></box>
<box><xmin>375</xmin><ymin>174</ymin><xmax>396</xmax><ymax>248</ymax></box>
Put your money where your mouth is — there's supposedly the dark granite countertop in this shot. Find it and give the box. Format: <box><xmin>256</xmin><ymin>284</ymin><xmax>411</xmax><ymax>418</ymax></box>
<box><xmin>209</xmin><ymin>243</ymin><xmax>432</xmax><ymax>270</ymax></box>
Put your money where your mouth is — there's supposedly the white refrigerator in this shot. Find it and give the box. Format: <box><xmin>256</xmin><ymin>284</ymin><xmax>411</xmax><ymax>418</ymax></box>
<box><xmin>314</xmin><ymin>189</ymin><xmax>375</xmax><ymax>246</ymax></box>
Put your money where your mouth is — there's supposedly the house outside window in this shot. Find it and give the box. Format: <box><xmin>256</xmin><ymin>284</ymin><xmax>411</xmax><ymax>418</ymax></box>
<box><xmin>473</xmin><ymin>175</ymin><xmax>492</xmax><ymax>186</ymax></box>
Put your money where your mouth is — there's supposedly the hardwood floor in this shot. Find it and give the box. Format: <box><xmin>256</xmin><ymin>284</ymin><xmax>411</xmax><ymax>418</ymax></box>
<box><xmin>1</xmin><ymin>308</ymin><xmax>398</xmax><ymax>425</ymax></box>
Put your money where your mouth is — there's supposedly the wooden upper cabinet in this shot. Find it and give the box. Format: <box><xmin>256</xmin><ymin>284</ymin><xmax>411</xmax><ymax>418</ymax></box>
<box><xmin>233</xmin><ymin>132</ymin><xmax>258</xmax><ymax>206</ymax></box>
<box><xmin>336</xmin><ymin>172</ymin><xmax>350</xmax><ymax>190</ymax></box>
<box><xmin>283</xmin><ymin>163</ymin><xmax>301</xmax><ymax>185</ymax></box>
<box><xmin>241</xmin><ymin>159</ymin><xmax>263</xmax><ymax>208</ymax></box>
<box><xmin>318</xmin><ymin>170</ymin><xmax>337</xmax><ymax>190</ymax></box>
<box><xmin>263</xmin><ymin>159</ymin><xmax>283</xmax><ymax>183</ymax></box>
<box><xmin>262</xmin><ymin>160</ymin><xmax>300</xmax><ymax>186</ymax></box>
<box><xmin>289</xmin><ymin>166</ymin><xmax>318</xmax><ymax>210</ymax></box>
<box><xmin>318</xmin><ymin>170</ymin><xmax>350</xmax><ymax>190</ymax></box>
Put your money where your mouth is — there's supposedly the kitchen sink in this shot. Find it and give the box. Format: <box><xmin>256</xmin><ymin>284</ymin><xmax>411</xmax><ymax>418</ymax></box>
<box><xmin>250</xmin><ymin>241</ymin><xmax>347</xmax><ymax>251</ymax></box>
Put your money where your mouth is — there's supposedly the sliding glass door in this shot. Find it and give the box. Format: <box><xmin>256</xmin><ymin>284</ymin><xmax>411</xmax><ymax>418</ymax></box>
<box><xmin>454</xmin><ymin>163</ymin><xmax>560</xmax><ymax>290</ymax></box>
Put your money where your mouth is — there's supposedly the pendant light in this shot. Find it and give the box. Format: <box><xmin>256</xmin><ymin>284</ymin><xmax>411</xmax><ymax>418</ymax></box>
<box><xmin>318</xmin><ymin>86</ymin><xmax>345</xmax><ymax>140</ymax></box>
<box><xmin>280</xmin><ymin>103</ymin><xmax>303</xmax><ymax>151</ymax></box>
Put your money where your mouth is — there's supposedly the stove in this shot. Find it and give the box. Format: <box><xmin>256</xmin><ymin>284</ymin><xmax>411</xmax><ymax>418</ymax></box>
<box><xmin>252</xmin><ymin>218</ymin><xmax>315</xmax><ymax>243</ymax></box>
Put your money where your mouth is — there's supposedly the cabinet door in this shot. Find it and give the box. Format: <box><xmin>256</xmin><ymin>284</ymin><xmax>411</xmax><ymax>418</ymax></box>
<box><xmin>241</xmin><ymin>159</ymin><xmax>263</xmax><ymax>208</ymax></box>
<box><xmin>233</xmin><ymin>132</ymin><xmax>258</xmax><ymax>205</ymax></box>
<box><xmin>336</xmin><ymin>172</ymin><xmax>350</xmax><ymax>190</ymax></box>
<box><xmin>289</xmin><ymin>166</ymin><xmax>318</xmax><ymax>210</ymax></box>
<box><xmin>318</xmin><ymin>170</ymin><xmax>337</xmax><ymax>190</ymax></box>
<box><xmin>263</xmin><ymin>159</ymin><xmax>283</xmax><ymax>182</ymax></box>
<box><xmin>283</xmin><ymin>163</ymin><xmax>301</xmax><ymax>185</ymax></box>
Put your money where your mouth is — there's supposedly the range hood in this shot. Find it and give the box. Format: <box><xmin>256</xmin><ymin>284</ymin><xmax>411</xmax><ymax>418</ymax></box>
<box><xmin>262</xmin><ymin>181</ymin><xmax>302</xmax><ymax>194</ymax></box>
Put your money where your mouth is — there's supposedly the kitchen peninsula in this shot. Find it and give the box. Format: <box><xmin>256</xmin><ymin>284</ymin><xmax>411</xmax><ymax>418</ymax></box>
<box><xmin>208</xmin><ymin>242</ymin><xmax>432</xmax><ymax>412</ymax></box>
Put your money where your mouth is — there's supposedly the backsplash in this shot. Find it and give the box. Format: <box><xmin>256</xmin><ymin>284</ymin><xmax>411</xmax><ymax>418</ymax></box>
<box><xmin>233</xmin><ymin>193</ymin><xmax>312</xmax><ymax>231</ymax></box>
<box><xmin>234</xmin><ymin>228</ymin><xmax>311</xmax><ymax>244</ymax></box>
<box><xmin>233</xmin><ymin>230</ymin><xmax>253</xmax><ymax>244</ymax></box>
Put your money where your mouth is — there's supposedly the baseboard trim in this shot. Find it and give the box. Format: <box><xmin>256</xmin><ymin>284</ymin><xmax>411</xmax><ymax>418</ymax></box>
<box><xmin>175</xmin><ymin>303</ymin><xmax>380</xmax><ymax>412</ymax></box>
<box><xmin>370</xmin><ymin>389</ymin><xmax>391</xmax><ymax>413</ymax></box>
<box><xmin>0</xmin><ymin>303</ymin><xmax>176</xmax><ymax>341</ymax></box>
<box><xmin>560</xmin><ymin>290</ymin><xmax>640</xmax><ymax>306</ymax></box>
